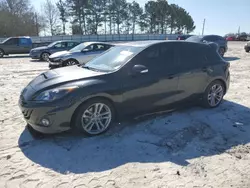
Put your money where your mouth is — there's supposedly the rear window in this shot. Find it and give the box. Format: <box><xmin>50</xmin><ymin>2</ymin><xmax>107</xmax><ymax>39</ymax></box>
<box><xmin>185</xmin><ymin>36</ymin><xmax>203</xmax><ymax>42</ymax></box>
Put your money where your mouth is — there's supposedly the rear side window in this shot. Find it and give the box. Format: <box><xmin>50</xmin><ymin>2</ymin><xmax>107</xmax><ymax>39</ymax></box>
<box><xmin>19</xmin><ymin>38</ymin><xmax>31</xmax><ymax>45</ymax></box>
<box><xmin>67</xmin><ymin>42</ymin><xmax>78</xmax><ymax>48</ymax></box>
<box><xmin>159</xmin><ymin>43</ymin><xmax>176</xmax><ymax>72</ymax></box>
<box><xmin>178</xmin><ymin>43</ymin><xmax>206</xmax><ymax>71</ymax></box>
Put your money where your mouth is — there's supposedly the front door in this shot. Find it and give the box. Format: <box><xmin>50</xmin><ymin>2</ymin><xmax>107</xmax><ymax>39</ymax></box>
<box><xmin>121</xmin><ymin>43</ymin><xmax>179</xmax><ymax>115</ymax></box>
<box><xmin>3</xmin><ymin>38</ymin><xmax>19</xmax><ymax>54</ymax></box>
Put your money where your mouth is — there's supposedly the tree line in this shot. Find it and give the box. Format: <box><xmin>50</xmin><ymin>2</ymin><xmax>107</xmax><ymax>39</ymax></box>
<box><xmin>0</xmin><ymin>0</ymin><xmax>196</xmax><ymax>37</ymax></box>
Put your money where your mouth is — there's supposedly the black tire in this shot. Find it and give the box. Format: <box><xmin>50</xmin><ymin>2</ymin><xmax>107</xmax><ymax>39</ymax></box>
<box><xmin>40</xmin><ymin>52</ymin><xmax>50</xmax><ymax>61</ymax></box>
<box><xmin>246</xmin><ymin>49</ymin><xmax>250</xmax><ymax>53</ymax></box>
<box><xmin>74</xmin><ymin>98</ymin><xmax>115</xmax><ymax>136</ymax></box>
<box><xmin>0</xmin><ymin>49</ymin><xmax>4</xmax><ymax>58</ymax></box>
<box><xmin>219</xmin><ymin>47</ymin><xmax>225</xmax><ymax>57</ymax></box>
<box><xmin>63</xmin><ymin>59</ymin><xmax>79</xmax><ymax>67</ymax></box>
<box><xmin>202</xmin><ymin>80</ymin><xmax>225</xmax><ymax>108</ymax></box>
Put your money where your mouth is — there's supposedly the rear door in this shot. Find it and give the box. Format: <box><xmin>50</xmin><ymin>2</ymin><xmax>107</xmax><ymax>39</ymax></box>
<box><xmin>176</xmin><ymin>43</ymin><xmax>209</xmax><ymax>101</ymax></box>
<box><xmin>18</xmin><ymin>38</ymin><xmax>32</xmax><ymax>53</ymax></box>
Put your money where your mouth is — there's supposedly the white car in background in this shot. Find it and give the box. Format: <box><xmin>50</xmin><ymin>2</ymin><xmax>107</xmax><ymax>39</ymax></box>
<box><xmin>48</xmin><ymin>42</ymin><xmax>114</xmax><ymax>69</ymax></box>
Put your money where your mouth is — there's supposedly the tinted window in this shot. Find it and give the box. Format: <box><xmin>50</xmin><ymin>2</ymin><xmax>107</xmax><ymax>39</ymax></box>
<box><xmin>159</xmin><ymin>43</ymin><xmax>176</xmax><ymax>72</ymax></box>
<box><xmin>179</xmin><ymin>43</ymin><xmax>206</xmax><ymax>70</ymax></box>
<box><xmin>67</xmin><ymin>42</ymin><xmax>78</xmax><ymax>48</ymax></box>
<box><xmin>54</xmin><ymin>42</ymin><xmax>67</xmax><ymax>48</ymax></box>
<box><xmin>5</xmin><ymin>38</ymin><xmax>18</xmax><ymax>45</ymax></box>
<box><xmin>19</xmin><ymin>38</ymin><xmax>31</xmax><ymax>45</ymax></box>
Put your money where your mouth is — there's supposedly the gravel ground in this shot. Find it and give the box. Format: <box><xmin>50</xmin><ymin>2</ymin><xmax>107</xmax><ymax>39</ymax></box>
<box><xmin>0</xmin><ymin>42</ymin><xmax>250</xmax><ymax>188</ymax></box>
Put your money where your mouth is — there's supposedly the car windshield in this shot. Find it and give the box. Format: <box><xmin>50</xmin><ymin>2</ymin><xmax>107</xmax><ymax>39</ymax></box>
<box><xmin>2</xmin><ymin>38</ymin><xmax>11</xmax><ymax>43</ymax></box>
<box><xmin>83</xmin><ymin>46</ymin><xmax>143</xmax><ymax>72</ymax></box>
<box><xmin>69</xmin><ymin>43</ymin><xmax>87</xmax><ymax>52</ymax></box>
<box><xmin>48</xmin><ymin>41</ymin><xmax>58</xmax><ymax>47</ymax></box>
<box><xmin>186</xmin><ymin>36</ymin><xmax>203</xmax><ymax>42</ymax></box>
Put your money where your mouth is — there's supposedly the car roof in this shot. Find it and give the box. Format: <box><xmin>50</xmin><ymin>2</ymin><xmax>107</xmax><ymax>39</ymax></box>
<box><xmin>81</xmin><ymin>41</ymin><xmax>114</xmax><ymax>46</ymax></box>
<box><xmin>115</xmin><ymin>40</ymin><xmax>209</xmax><ymax>48</ymax></box>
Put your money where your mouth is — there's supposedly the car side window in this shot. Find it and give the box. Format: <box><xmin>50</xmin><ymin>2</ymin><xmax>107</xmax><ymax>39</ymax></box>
<box><xmin>179</xmin><ymin>43</ymin><xmax>206</xmax><ymax>71</ymax></box>
<box><xmin>54</xmin><ymin>42</ymin><xmax>67</xmax><ymax>48</ymax></box>
<box><xmin>19</xmin><ymin>38</ymin><xmax>31</xmax><ymax>45</ymax></box>
<box><xmin>85</xmin><ymin>44</ymin><xmax>94</xmax><ymax>51</ymax></box>
<box><xmin>93</xmin><ymin>44</ymin><xmax>105</xmax><ymax>51</ymax></box>
<box><xmin>67</xmin><ymin>42</ymin><xmax>77</xmax><ymax>48</ymax></box>
<box><xmin>104</xmin><ymin>44</ymin><xmax>113</xmax><ymax>50</ymax></box>
<box><xmin>133</xmin><ymin>45</ymin><xmax>160</xmax><ymax>69</ymax></box>
<box><xmin>5</xmin><ymin>38</ymin><xmax>18</xmax><ymax>45</ymax></box>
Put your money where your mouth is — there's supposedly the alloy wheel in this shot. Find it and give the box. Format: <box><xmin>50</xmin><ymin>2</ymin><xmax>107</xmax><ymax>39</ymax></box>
<box><xmin>0</xmin><ymin>50</ymin><xmax>4</xmax><ymax>58</ymax></box>
<box><xmin>207</xmin><ymin>84</ymin><xmax>224</xmax><ymax>107</ymax></box>
<box><xmin>66</xmin><ymin>60</ymin><xmax>77</xmax><ymax>66</ymax></box>
<box><xmin>81</xmin><ymin>103</ymin><xmax>112</xmax><ymax>135</ymax></box>
<box><xmin>42</xmin><ymin>53</ymin><xmax>50</xmax><ymax>61</ymax></box>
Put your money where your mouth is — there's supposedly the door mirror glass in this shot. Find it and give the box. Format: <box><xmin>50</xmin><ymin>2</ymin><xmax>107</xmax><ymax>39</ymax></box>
<box><xmin>81</xmin><ymin>48</ymin><xmax>90</xmax><ymax>53</ymax></box>
<box><xmin>131</xmin><ymin>64</ymin><xmax>148</xmax><ymax>75</ymax></box>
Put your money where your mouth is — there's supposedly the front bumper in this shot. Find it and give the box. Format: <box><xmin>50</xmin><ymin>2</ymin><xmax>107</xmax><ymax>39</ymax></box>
<box><xmin>244</xmin><ymin>45</ymin><xmax>250</xmax><ymax>51</ymax></box>
<box><xmin>29</xmin><ymin>51</ymin><xmax>41</xmax><ymax>59</ymax></box>
<box><xmin>49</xmin><ymin>62</ymin><xmax>63</xmax><ymax>69</ymax></box>
<box><xmin>18</xmin><ymin>98</ymin><xmax>74</xmax><ymax>134</ymax></box>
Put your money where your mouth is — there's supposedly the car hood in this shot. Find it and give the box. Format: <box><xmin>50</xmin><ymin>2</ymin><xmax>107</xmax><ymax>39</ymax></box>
<box><xmin>24</xmin><ymin>66</ymin><xmax>106</xmax><ymax>99</ymax></box>
<box><xmin>32</xmin><ymin>46</ymin><xmax>48</xmax><ymax>51</ymax></box>
<box><xmin>49</xmin><ymin>50</ymin><xmax>70</xmax><ymax>58</ymax></box>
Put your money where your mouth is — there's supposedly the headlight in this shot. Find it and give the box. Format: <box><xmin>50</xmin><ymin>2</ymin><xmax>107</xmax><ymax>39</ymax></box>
<box><xmin>33</xmin><ymin>86</ymin><xmax>78</xmax><ymax>102</ymax></box>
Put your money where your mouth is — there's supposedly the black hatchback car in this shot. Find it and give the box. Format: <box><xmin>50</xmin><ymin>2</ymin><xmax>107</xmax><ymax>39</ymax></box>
<box><xmin>19</xmin><ymin>41</ymin><xmax>230</xmax><ymax>136</ymax></box>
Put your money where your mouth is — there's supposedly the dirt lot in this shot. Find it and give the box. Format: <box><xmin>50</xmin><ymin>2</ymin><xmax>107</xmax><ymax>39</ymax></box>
<box><xmin>0</xmin><ymin>42</ymin><xmax>250</xmax><ymax>188</ymax></box>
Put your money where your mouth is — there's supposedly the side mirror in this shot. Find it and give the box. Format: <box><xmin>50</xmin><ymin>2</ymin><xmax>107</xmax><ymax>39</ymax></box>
<box><xmin>131</xmin><ymin>64</ymin><xmax>148</xmax><ymax>76</ymax></box>
<box><xmin>81</xmin><ymin>49</ymin><xmax>90</xmax><ymax>53</ymax></box>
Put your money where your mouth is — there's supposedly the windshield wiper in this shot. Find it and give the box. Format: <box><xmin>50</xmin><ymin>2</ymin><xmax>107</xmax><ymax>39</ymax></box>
<box><xmin>83</xmin><ymin>66</ymin><xmax>101</xmax><ymax>72</ymax></box>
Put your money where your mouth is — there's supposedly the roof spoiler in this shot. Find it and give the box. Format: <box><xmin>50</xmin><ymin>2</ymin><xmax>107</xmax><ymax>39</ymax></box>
<box><xmin>207</xmin><ymin>42</ymin><xmax>219</xmax><ymax>50</ymax></box>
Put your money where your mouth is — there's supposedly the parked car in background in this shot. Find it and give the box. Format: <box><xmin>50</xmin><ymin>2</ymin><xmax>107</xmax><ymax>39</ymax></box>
<box><xmin>236</xmin><ymin>34</ymin><xmax>248</xmax><ymax>41</ymax></box>
<box><xmin>48</xmin><ymin>42</ymin><xmax>114</xmax><ymax>69</ymax></box>
<box><xmin>186</xmin><ymin>35</ymin><xmax>228</xmax><ymax>57</ymax></box>
<box><xmin>19</xmin><ymin>40</ymin><xmax>230</xmax><ymax>136</ymax></box>
<box><xmin>0</xmin><ymin>36</ymin><xmax>32</xmax><ymax>57</ymax></box>
<box><xmin>244</xmin><ymin>41</ymin><xmax>250</xmax><ymax>52</ymax></box>
<box><xmin>29</xmin><ymin>41</ymin><xmax>80</xmax><ymax>61</ymax></box>
<box><xmin>226</xmin><ymin>36</ymin><xmax>236</xmax><ymax>41</ymax></box>
<box><xmin>176</xmin><ymin>35</ymin><xmax>193</xmax><ymax>40</ymax></box>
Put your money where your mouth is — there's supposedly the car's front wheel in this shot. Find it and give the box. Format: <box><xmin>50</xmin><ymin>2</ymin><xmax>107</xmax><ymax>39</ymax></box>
<box><xmin>202</xmin><ymin>80</ymin><xmax>225</xmax><ymax>108</ymax></box>
<box><xmin>0</xmin><ymin>49</ymin><xmax>4</xmax><ymax>58</ymax></box>
<box><xmin>64</xmin><ymin>59</ymin><xmax>79</xmax><ymax>67</ymax></box>
<box><xmin>41</xmin><ymin>52</ymin><xmax>50</xmax><ymax>61</ymax></box>
<box><xmin>219</xmin><ymin>47</ymin><xmax>225</xmax><ymax>57</ymax></box>
<box><xmin>74</xmin><ymin>99</ymin><xmax>114</xmax><ymax>136</ymax></box>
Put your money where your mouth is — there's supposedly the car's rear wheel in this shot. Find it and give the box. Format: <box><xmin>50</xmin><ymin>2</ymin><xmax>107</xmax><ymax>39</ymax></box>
<box><xmin>202</xmin><ymin>80</ymin><xmax>225</xmax><ymax>108</ymax></box>
<box><xmin>219</xmin><ymin>47</ymin><xmax>225</xmax><ymax>57</ymax></box>
<box><xmin>65</xmin><ymin>59</ymin><xmax>79</xmax><ymax>67</ymax></box>
<box><xmin>74</xmin><ymin>99</ymin><xmax>114</xmax><ymax>136</ymax></box>
<box><xmin>0</xmin><ymin>49</ymin><xmax>4</xmax><ymax>58</ymax></box>
<box><xmin>41</xmin><ymin>52</ymin><xmax>50</xmax><ymax>61</ymax></box>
